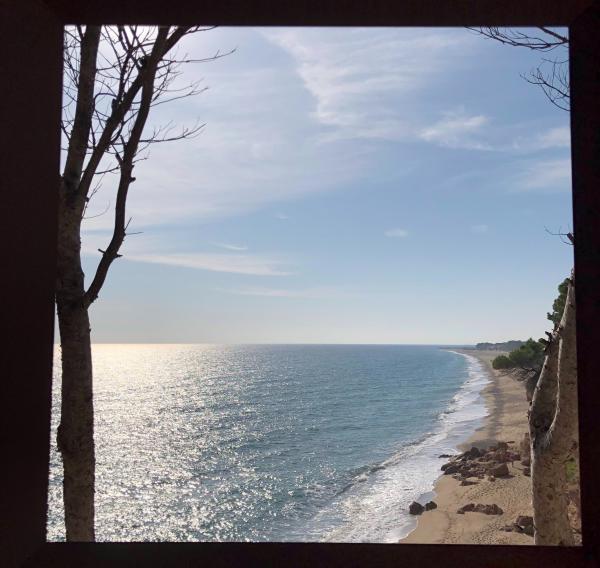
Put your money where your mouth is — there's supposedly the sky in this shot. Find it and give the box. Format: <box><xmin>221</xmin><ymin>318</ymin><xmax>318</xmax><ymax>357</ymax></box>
<box><xmin>75</xmin><ymin>27</ymin><xmax>573</xmax><ymax>344</ymax></box>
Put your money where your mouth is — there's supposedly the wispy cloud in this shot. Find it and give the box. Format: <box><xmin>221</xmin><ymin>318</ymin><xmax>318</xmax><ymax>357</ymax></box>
<box><xmin>419</xmin><ymin>108</ymin><xmax>490</xmax><ymax>150</ymax></box>
<box><xmin>536</xmin><ymin>126</ymin><xmax>570</xmax><ymax>149</ymax></box>
<box><xmin>264</xmin><ymin>28</ymin><xmax>475</xmax><ymax>142</ymax></box>
<box><xmin>515</xmin><ymin>158</ymin><xmax>571</xmax><ymax>192</ymax></box>
<box><xmin>275</xmin><ymin>212</ymin><xmax>289</xmax><ymax>220</ymax></box>
<box><xmin>127</xmin><ymin>252</ymin><xmax>293</xmax><ymax>276</ymax></box>
<box><xmin>213</xmin><ymin>242</ymin><xmax>248</xmax><ymax>251</ymax></box>
<box><xmin>511</xmin><ymin>126</ymin><xmax>571</xmax><ymax>152</ymax></box>
<box><xmin>384</xmin><ymin>228</ymin><xmax>409</xmax><ymax>238</ymax></box>
<box><xmin>221</xmin><ymin>286</ymin><xmax>351</xmax><ymax>299</ymax></box>
<box><xmin>470</xmin><ymin>224</ymin><xmax>489</xmax><ymax>234</ymax></box>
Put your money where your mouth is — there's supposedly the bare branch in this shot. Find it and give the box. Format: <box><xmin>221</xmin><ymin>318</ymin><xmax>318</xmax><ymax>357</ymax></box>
<box><xmin>60</xmin><ymin>24</ymin><xmax>233</xmax><ymax>306</ymax></box>
<box><xmin>83</xmin><ymin>28</ymin><xmax>171</xmax><ymax>307</ymax></box>
<box><xmin>61</xmin><ymin>26</ymin><xmax>101</xmax><ymax>200</ymax></box>
<box><xmin>544</xmin><ymin>227</ymin><xmax>575</xmax><ymax>246</ymax></box>
<box><xmin>468</xmin><ymin>27</ymin><xmax>569</xmax><ymax>112</ymax></box>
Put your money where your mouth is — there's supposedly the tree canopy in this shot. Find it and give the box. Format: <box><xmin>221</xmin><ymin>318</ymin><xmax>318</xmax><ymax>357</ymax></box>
<box><xmin>547</xmin><ymin>278</ymin><xmax>570</xmax><ymax>328</ymax></box>
<box><xmin>492</xmin><ymin>338</ymin><xmax>545</xmax><ymax>372</ymax></box>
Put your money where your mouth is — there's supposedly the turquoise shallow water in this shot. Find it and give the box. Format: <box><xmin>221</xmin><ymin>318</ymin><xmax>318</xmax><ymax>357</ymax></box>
<box><xmin>47</xmin><ymin>344</ymin><xmax>489</xmax><ymax>542</ymax></box>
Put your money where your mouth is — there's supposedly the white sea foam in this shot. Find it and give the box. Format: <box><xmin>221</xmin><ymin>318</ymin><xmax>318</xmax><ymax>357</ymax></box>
<box><xmin>309</xmin><ymin>351</ymin><xmax>490</xmax><ymax>543</ymax></box>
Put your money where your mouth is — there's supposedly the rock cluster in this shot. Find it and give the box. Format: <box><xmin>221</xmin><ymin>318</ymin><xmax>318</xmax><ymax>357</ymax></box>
<box><xmin>439</xmin><ymin>442</ymin><xmax>522</xmax><ymax>483</ymax></box>
<box><xmin>408</xmin><ymin>500</ymin><xmax>437</xmax><ymax>515</ymax></box>
<box><xmin>457</xmin><ymin>503</ymin><xmax>504</xmax><ymax>515</ymax></box>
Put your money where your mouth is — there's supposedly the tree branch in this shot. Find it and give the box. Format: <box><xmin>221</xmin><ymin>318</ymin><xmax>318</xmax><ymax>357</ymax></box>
<box><xmin>61</xmin><ymin>26</ymin><xmax>101</xmax><ymax>201</ymax></box>
<box><xmin>83</xmin><ymin>28</ymin><xmax>170</xmax><ymax>307</ymax></box>
<box><xmin>77</xmin><ymin>26</ymin><xmax>193</xmax><ymax>206</ymax></box>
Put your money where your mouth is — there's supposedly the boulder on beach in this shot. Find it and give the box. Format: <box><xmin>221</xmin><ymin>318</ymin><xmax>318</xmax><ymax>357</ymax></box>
<box><xmin>505</xmin><ymin>515</ymin><xmax>534</xmax><ymax>536</ymax></box>
<box><xmin>516</xmin><ymin>515</ymin><xmax>533</xmax><ymax>528</ymax></box>
<box><xmin>488</xmin><ymin>462</ymin><xmax>510</xmax><ymax>477</ymax></box>
<box><xmin>442</xmin><ymin>464</ymin><xmax>460</xmax><ymax>475</ymax></box>
<box><xmin>425</xmin><ymin>501</ymin><xmax>437</xmax><ymax>511</ymax></box>
<box><xmin>409</xmin><ymin>501</ymin><xmax>424</xmax><ymax>515</ymax></box>
<box><xmin>456</xmin><ymin>503</ymin><xmax>475</xmax><ymax>514</ymax></box>
<box><xmin>457</xmin><ymin>502</ymin><xmax>503</xmax><ymax>515</ymax></box>
<box><xmin>465</xmin><ymin>446</ymin><xmax>481</xmax><ymax>459</ymax></box>
<box><xmin>474</xmin><ymin>503</ymin><xmax>503</xmax><ymax>515</ymax></box>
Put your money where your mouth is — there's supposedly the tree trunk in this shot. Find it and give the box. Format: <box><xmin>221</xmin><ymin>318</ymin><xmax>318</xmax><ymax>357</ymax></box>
<box><xmin>530</xmin><ymin>278</ymin><xmax>578</xmax><ymax>545</ymax></box>
<box><xmin>56</xmin><ymin>184</ymin><xmax>95</xmax><ymax>541</ymax></box>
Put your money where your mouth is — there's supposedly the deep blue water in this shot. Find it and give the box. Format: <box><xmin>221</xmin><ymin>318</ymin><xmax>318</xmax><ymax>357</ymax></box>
<box><xmin>48</xmin><ymin>344</ymin><xmax>489</xmax><ymax>542</ymax></box>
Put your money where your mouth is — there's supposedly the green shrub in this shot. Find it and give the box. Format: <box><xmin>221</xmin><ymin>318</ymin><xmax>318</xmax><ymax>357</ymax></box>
<box><xmin>492</xmin><ymin>354</ymin><xmax>513</xmax><ymax>370</ymax></box>
<box><xmin>508</xmin><ymin>338</ymin><xmax>545</xmax><ymax>370</ymax></box>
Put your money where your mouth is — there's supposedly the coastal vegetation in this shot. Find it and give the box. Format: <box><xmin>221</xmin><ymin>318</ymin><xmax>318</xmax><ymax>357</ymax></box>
<box><xmin>491</xmin><ymin>339</ymin><xmax>545</xmax><ymax>372</ymax></box>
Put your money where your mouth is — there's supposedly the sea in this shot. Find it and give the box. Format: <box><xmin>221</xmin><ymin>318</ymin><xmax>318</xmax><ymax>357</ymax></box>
<box><xmin>47</xmin><ymin>344</ymin><xmax>490</xmax><ymax>542</ymax></box>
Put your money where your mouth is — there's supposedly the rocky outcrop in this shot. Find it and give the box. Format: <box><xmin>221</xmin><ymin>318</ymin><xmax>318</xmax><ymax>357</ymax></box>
<box><xmin>425</xmin><ymin>501</ymin><xmax>437</xmax><ymax>511</ymax></box>
<box><xmin>439</xmin><ymin>441</ymin><xmax>524</xmax><ymax>482</ymax></box>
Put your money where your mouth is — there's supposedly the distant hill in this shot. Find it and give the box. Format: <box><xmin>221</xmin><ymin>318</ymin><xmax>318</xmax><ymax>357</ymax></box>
<box><xmin>475</xmin><ymin>340</ymin><xmax>525</xmax><ymax>352</ymax></box>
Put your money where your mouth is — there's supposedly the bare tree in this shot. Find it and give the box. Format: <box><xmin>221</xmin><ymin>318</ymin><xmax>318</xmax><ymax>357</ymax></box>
<box><xmin>57</xmin><ymin>25</ymin><xmax>231</xmax><ymax>541</ymax></box>
<box><xmin>470</xmin><ymin>27</ymin><xmax>578</xmax><ymax>544</ymax></box>
<box><xmin>469</xmin><ymin>27</ymin><xmax>569</xmax><ymax>111</ymax></box>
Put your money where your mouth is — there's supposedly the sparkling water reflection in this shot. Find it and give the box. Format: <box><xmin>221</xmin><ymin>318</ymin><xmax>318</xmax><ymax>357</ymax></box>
<box><xmin>48</xmin><ymin>344</ymin><xmax>487</xmax><ymax>542</ymax></box>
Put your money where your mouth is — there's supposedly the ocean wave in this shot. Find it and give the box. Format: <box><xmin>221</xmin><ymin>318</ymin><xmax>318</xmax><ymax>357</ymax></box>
<box><xmin>306</xmin><ymin>350</ymin><xmax>490</xmax><ymax>543</ymax></box>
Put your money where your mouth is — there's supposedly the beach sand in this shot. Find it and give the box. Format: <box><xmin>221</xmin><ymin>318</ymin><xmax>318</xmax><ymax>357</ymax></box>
<box><xmin>401</xmin><ymin>349</ymin><xmax>533</xmax><ymax>545</ymax></box>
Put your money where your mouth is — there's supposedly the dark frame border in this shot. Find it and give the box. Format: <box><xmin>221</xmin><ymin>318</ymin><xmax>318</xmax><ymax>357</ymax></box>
<box><xmin>1</xmin><ymin>1</ymin><xmax>598</xmax><ymax>566</ymax></box>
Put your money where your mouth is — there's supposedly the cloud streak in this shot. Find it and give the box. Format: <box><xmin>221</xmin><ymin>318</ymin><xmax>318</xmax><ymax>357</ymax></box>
<box><xmin>213</xmin><ymin>242</ymin><xmax>248</xmax><ymax>251</ymax></box>
<box><xmin>264</xmin><ymin>28</ymin><xmax>475</xmax><ymax>143</ymax></box>
<box><xmin>127</xmin><ymin>252</ymin><xmax>293</xmax><ymax>276</ymax></box>
<box><xmin>419</xmin><ymin>109</ymin><xmax>490</xmax><ymax>150</ymax></box>
<box><xmin>221</xmin><ymin>286</ymin><xmax>352</xmax><ymax>299</ymax></box>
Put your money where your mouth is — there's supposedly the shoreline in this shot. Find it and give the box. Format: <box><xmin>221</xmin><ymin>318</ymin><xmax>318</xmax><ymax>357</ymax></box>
<box><xmin>400</xmin><ymin>349</ymin><xmax>533</xmax><ymax>544</ymax></box>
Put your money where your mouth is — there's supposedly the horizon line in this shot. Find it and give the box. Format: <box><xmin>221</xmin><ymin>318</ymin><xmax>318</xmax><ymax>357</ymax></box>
<box><xmin>51</xmin><ymin>341</ymin><xmax>483</xmax><ymax>346</ymax></box>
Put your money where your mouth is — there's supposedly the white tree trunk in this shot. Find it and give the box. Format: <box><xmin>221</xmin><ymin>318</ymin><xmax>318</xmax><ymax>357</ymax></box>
<box><xmin>530</xmin><ymin>278</ymin><xmax>578</xmax><ymax>545</ymax></box>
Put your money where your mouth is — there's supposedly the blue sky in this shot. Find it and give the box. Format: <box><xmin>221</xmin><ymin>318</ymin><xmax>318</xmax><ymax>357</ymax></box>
<box><xmin>78</xmin><ymin>27</ymin><xmax>573</xmax><ymax>344</ymax></box>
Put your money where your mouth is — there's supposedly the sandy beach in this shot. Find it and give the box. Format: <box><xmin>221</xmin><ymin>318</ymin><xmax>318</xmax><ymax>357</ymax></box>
<box><xmin>401</xmin><ymin>349</ymin><xmax>533</xmax><ymax>545</ymax></box>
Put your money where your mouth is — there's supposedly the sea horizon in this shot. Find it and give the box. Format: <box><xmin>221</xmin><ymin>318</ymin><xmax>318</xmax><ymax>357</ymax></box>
<box><xmin>53</xmin><ymin>341</ymin><xmax>480</xmax><ymax>347</ymax></box>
